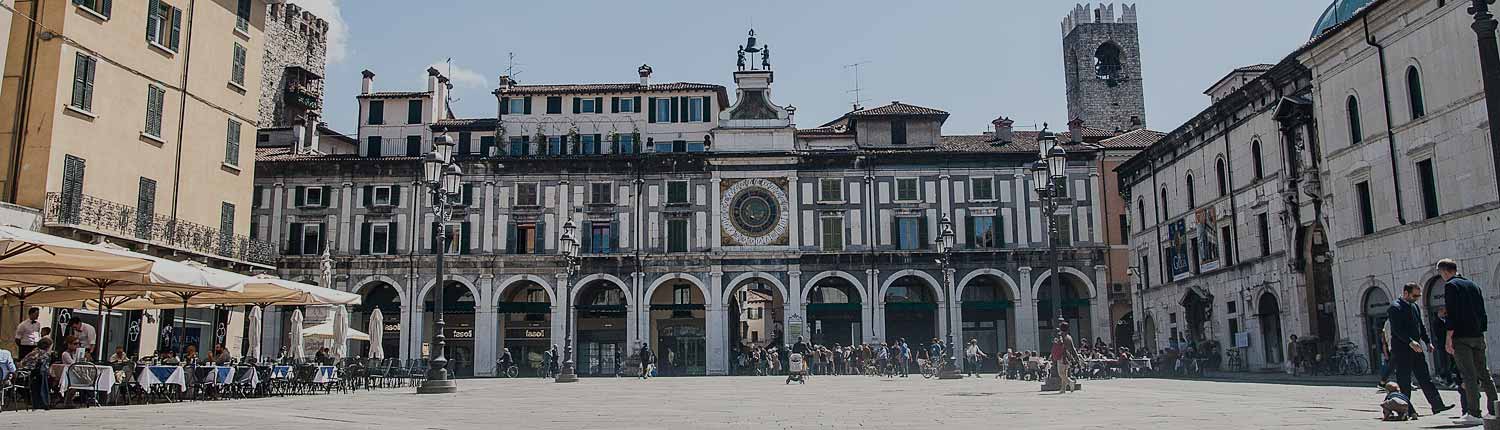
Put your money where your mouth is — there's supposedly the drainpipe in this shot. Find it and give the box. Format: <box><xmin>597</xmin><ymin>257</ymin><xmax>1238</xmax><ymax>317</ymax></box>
<box><xmin>169</xmin><ymin>0</ymin><xmax>199</xmax><ymax>220</ymax></box>
<box><xmin>6</xmin><ymin>0</ymin><xmax>41</xmax><ymax>202</ymax></box>
<box><xmin>1363</xmin><ymin>17</ymin><xmax>1407</xmax><ymax>226</ymax></box>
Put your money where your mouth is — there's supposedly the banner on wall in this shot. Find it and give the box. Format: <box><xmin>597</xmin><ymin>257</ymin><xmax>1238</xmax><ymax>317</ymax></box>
<box><xmin>1196</xmin><ymin>207</ymin><xmax>1221</xmax><ymax>272</ymax></box>
<box><xmin>1168</xmin><ymin>220</ymin><xmax>1191</xmax><ymax>281</ymax></box>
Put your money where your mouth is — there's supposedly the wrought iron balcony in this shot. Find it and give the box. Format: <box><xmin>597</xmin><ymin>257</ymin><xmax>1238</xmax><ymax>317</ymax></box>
<box><xmin>43</xmin><ymin>192</ymin><xmax>279</xmax><ymax>266</ymax></box>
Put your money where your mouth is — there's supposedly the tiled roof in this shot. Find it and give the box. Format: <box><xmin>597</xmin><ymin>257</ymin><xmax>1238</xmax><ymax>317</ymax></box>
<box><xmin>256</xmin><ymin>147</ymin><xmax>419</xmax><ymax>162</ymax></box>
<box><xmin>1096</xmin><ymin>129</ymin><xmax>1164</xmax><ymax>150</ymax></box>
<box><xmin>356</xmin><ymin>91</ymin><xmax>432</xmax><ymax>99</ymax></box>
<box><xmin>496</xmin><ymin>82</ymin><xmax>724</xmax><ymax>95</ymax></box>
<box><xmin>847</xmin><ymin>102</ymin><xmax>948</xmax><ymax>117</ymax></box>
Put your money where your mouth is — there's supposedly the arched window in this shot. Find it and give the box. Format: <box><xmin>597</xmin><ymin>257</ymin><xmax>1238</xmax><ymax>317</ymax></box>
<box><xmin>1347</xmin><ymin>95</ymin><xmax>1364</xmax><ymax>145</ymax></box>
<box><xmin>1160</xmin><ymin>188</ymin><xmax>1169</xmax><ymax>220</ymax></box>
<box><xmin>1095</xmin><ymin>42</ymin><xmax>1123</xmax><ymax>81</ymax></box>
<box><xmin>1185</xmin><ymin>174</ymin><xmax>1196</xmax><ymax>208</ymax></box>
<box><xmin>1251</xmin><ymin>140</ymin><xmax>1265</xmax><ymax>180</ymax></box>
<box><xmin>1406</xmin><ymin>66</ymin><xmax>1426</xmax><ymax>119</ymax></box>
<box><xmin>1216</xmin><ymin>158</ymin><xmax>1229</xmax><ymax>197</ymax></box>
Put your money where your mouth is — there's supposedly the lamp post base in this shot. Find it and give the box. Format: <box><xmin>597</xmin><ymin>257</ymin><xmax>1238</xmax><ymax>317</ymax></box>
<box><xmin>1039</xmin><ymin>373</ymin><xmax>1082</xmax><ymax>392</ymax></box>
<box><xmin>416</xmin><ymin>379</ymin><xmax>459</xmax><ymax>394</ymax></box>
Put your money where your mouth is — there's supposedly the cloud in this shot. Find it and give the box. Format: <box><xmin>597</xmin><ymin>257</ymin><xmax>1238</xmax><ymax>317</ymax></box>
<box><xmin>288</xmin><ymin>0</ymin><xmax>349</xmax><ymax>64</ymax></box>
<box><xmin>428</xmin><ymin>61</ymin><xmax>490</xmax><ymax>89</ymax></box>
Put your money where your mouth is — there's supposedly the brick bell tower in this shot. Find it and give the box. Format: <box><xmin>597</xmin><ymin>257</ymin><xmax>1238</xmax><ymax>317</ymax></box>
<box><xmin>1061</xmin><ymin>3</ymin><xmax>1147</xmax><ymax>132</ymax></box>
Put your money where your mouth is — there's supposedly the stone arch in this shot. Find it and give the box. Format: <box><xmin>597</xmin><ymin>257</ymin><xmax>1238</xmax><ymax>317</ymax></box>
<box><xmin>496</xmin><ymin>274</ymin><xmax>558</xmax><ymax>305</ymax></box>
<box><xmin>354</xmin><ymin>275</ymin><xmax>407</xmax><ymax>304</ymax></box>
<box><xmin>417</xmin><ymin>275</ymin><xmax>481</xmax><ymax>303</ymax></box>
<box><xmin>955</xmin><ymin>268</ymin><xmax>1020</xmax><ymax>302</ymax></box>
<box><xmin>802</xmin><ymin>270</ymin><xmax>867</xmax><ymax>303</ymax></box>
<box><xmin>878</xmin><ymin>269</ymin><xmax>944</xmax><ymax>301</ymax></box>
<box><xmin>645</xmin><ymin>273</ymin><xmax>710</xmax><ymax>305</ymax></box>
<box><xmin>725</xmin><ymin>272</ymin><xmax>788</xmax><ymax>304</ymax></box>
<box><xmin>572</xmin><ymin>273</ymin><xmax>632</xmax><ymax>306</ymax></box>
<box><xmin>1029</xmin><ymin>267</ymin><xmax>1098</xmax><ymax>299</ymax></box>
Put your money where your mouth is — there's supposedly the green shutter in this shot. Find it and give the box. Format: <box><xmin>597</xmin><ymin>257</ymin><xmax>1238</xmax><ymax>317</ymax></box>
<box><xmin>647</xmin><ymin>97</ymin><xmax>657</xmax><ymax>123</ymax></box>
<box><xmin>169</xmin><ymin>7</ymin><xmax>182</xmax><ymax>51</ymax></box>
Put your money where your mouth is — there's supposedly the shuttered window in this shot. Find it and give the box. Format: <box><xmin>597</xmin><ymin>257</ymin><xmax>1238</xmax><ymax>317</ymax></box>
<box><xmin>231</xmin><ymin>43</ymin><xmax>247</xmax><ymax>86</ymax></box>
<box><xmin>144</xmin><ymin>85</ymin><xmax>165</xmax><ymax>137</ymax></box>
<box><xmin>71</xmin><ymin>54</ymin><xmax>97</xmax><ymax>111</ymax></box>
<box><xmin>224</xmin><ymin>119</ymin><xmax>242</xmax><ymax>166</ymax></box>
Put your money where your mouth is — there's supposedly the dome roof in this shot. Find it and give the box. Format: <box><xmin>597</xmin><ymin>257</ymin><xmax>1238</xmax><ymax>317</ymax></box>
<box><xmin>1311</xmin><ymin>0</ymin><xmax>1374</xmax><ymax>39</ymax></box>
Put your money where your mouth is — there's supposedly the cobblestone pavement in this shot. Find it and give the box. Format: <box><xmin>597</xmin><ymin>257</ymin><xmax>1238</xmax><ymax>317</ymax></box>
<box><xmin>0</xmin><ymin>376</ymin><xmax>1449</xmax><ymax>429</ymax></box>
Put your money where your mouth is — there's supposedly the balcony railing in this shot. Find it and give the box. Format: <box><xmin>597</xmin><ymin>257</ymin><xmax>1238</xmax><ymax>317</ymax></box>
<box><xmin>43</xmin><ymin>192</ymin><xmax>279</xmax><ymax>266</ymax></box>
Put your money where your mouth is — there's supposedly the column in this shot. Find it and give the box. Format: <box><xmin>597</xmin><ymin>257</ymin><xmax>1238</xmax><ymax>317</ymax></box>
<box><xmin>1016</xmin><ymin>267</ymin><xmax>1037</xmax><ymax>351</ymax></box>
<box><xmin>707</xmin><ymin>270</ymin><xmax>727</xmax><ymax>376</ymax></box>
<box><xmin>1093</xmin><ymin>265</ymin><xmax>1110</xmax><ymax>345</ymax></box>
<box><xmin>474</xmin><ymin>274</ymin><xmax>497</xmax><ymax>376</ymax></box>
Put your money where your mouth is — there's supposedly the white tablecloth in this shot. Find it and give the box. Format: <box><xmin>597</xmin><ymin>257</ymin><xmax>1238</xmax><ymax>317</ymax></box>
<box><xmin>50</xmin><ymin>364</ymin><xmax>116</xmax><ymax>393</ymax></box>
<box><xmin>138</xmin><ymin>366</ymin><xmax>186</xmax><ymax>392</ymax></box>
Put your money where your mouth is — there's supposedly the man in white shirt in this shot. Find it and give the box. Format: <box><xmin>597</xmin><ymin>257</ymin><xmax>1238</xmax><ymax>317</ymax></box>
<box><xmin>68</xmin><ymin>317</ymin><xmax>96</xmax><ymax>358</ymax></box>
<box><xmin>13</xmin><ymin>307</ymin><xmax>41</xmax><ymax>357</ymax></box>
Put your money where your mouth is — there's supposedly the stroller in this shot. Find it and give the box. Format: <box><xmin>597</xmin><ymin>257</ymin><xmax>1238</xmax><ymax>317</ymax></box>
<box><xmin>785</xmin><ymin>353</ymin><xmax>807</xmax><ymax>384</ymax></box>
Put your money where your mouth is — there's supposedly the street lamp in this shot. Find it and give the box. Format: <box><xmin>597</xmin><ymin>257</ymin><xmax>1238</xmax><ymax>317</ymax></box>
<box><xmin>556</xmin><ymin>220</ymin><xmax>581</xmax><ymax>383</ymax></box>
<box><xmin>1032</xmin><ymin>128</ymin><xmax>1076</xmax><ymax>392</ymax></box>
<box><xmin>934</xmin><ymin>215</ymin><xmax>962</xmax><ymax>379</ymax></box>
<box><xmin>417</xmin><ymin>136</ymin><xmax>460</xmax><ymax>394</ymax></box>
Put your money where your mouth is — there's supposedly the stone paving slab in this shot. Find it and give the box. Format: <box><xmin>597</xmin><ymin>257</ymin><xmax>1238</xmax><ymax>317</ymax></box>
<box><xmin>0</xmin><ymin>376</ymin><xmax>1458</xmax><ymax>429</ymax></box>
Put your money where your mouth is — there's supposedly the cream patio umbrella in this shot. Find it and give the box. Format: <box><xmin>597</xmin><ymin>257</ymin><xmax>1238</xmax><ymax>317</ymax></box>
<box><xmin>367</xmin><ymin>308</ymin><xmax>385</xmax><ymax>360</ymax></box>
<box><xmin>289</xmin><ymin>309</ymin><xmax>306</xmax><ymax>361</ymax></box>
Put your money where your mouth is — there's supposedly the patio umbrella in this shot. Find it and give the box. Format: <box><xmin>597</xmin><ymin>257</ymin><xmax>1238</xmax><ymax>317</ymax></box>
<box><xmin>247</xmin><ymin>306</ymin><xmax>263</xmax><ymax>360</ymax></box>
<box><xmin>333</xmin><ymin>305</ymin><xmax>349</xmax><ymax>358</ymax></box>
<box><xmin>289</xmin><ymin>309</ymin><xmax>305</xmax><ymax>361</ymax></box>
<box><xmin>367</xmin><ymin>308</ymin><xmax>385</xmax><ymax>360</ymax></box>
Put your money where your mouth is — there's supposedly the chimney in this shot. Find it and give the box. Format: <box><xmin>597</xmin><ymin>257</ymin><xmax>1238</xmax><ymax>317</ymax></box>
<box><xmin>360</xmin><ymin>70</ymin><xmax>375</xmax><ymax>94</ymax></box>
<box><xmin>638</xmin><ymin>64</ymin><xmax>653</xmax><ymax>86</ymax></box>
<box><xmin>426</xmin><ymin>67</ymin><xmax>441</xmax><ymax>93</ymax></box>
<box><xmin>991</xmin><ymin>116</ymin><xmax>1015</xmax><ymax>143</ymax></box>
<box><xmin>1068</xmin><ymin>117</ymin><xmax>1085</xmax><ymax>144</ymax></box>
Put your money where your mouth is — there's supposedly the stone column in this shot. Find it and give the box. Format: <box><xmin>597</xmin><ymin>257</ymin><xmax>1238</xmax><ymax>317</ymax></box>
<box><xmin>707</xmin><ymin>270</ymin><xmax>727</xmax><ymax>376</ymax></box>
<box><xmin>1016</xmin><ymin>267</ymin><xmax>1037</xmax><ymax>351</ymax></box>
<box><xmin>474</xmin><ymin>274</ymin><xmax>497</xmax><ymax>376</ymax></box>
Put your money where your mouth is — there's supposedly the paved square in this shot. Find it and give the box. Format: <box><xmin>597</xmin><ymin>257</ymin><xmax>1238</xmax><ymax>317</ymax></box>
<box><xmin>0</xmin><ymin>376</ymin><xmax>1446</xmax><ymax>429</ymax></box>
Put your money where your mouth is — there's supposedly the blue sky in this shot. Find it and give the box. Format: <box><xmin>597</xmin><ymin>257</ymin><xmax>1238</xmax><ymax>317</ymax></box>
<box><xmin>303</xmin><ymin>0</ymin><xmax>1333</xmax><ymax>135</ymax></box>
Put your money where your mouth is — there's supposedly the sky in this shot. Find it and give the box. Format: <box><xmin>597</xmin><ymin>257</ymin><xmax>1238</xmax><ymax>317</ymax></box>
<box><xmin>302</xmin><ymin>0</ymin><xmax>1334</xmax><ymax>136</ymax></box>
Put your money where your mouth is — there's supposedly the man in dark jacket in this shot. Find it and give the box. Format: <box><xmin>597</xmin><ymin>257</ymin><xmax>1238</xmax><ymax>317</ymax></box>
<box><xmin>1439</xmin><ymin>258</ymin><xmax>1496</xmax><ymax>424</ymax></box>
<box><xmin>1388</xmin><ymin>282</ymin><xmax>1453</xmax><ymax>418</ymax></box>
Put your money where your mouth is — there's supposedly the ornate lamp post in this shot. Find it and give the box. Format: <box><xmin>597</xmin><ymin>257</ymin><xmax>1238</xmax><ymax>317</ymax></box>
<box><xmin>935</xmin><ymin>215</ymin><xmax>962</xmax><ymax>379</ymax></box>
<box><xmin>556</xmin><ymin>220</ymin><xmax>581</xmax><ymax>383</ymax></box>
<box><xmin>1032</xmin><ymin>129</ymin><xmax>1076</xmax><ymax>392</ymax></box>
<box><xmin>417</xmin><ymin>136</ymin><xmax>461</xmax><ymax>394</ymax></box>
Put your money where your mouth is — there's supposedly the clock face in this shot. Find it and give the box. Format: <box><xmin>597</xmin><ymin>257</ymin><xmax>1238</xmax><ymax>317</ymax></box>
<box><xmin>720</xmin><ymin>178</ymin><xmax>789</xmax><ymax>246</ymax></box>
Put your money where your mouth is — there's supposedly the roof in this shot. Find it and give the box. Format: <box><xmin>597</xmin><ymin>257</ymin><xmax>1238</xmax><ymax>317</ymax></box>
<box><xmin>847</xmin><ymin>102</ymin><xmax>949</xmax><ymax>118</ymax></box>
<box><xmin>356</xmin><ymin>91</ymin><xmax>432</xmax><ymax>99</ymax></box>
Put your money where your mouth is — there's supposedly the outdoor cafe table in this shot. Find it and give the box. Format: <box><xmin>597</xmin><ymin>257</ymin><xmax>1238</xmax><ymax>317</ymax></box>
<box><xmin>137</xmin><ymin>365</ymin><xmax>186</xmax><ymax>392</ymax></box>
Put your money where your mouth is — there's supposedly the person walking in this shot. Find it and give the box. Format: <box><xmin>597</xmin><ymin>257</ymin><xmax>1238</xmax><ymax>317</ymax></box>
<box><xmin>1387</xmin><ymin>282</ymin><xmax>1454</xmax><ymax>420</ymax></box>
<box><xmin>1050</xmin><ymin>322</ymin><xmax>1080</xmax><ymax>394</ymax></box>
<box><xmin>1438</xmin><ymin>259</ymin><xmax>1496</xmax><ymax>426</ymax></box>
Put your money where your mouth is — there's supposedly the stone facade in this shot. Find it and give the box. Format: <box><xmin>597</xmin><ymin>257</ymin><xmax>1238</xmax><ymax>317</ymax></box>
<box><xmin>1062</xmin><ymin>3</ymin><xmax>1147</xmax><ymax>132</ymax></box>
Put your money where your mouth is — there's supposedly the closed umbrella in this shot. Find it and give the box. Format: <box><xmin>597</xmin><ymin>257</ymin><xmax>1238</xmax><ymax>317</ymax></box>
<box><xmin>247</xmin><ymin>306</ymin><xmax>263</xmax><ymax>361</ymax></box>
<box><xmin>333</xmin><ymin>305</ymin><xmax>349</xmax><ymax>359</ymax></box>
<box><xmin>289</xmin><ymin>309</ymin><xmax>305</xmax><ymax>361</ymax></box>
<box><xmin>367</xmin><ymin>308</ymin><xmax>385</xmax><ymax>360</ymax></box>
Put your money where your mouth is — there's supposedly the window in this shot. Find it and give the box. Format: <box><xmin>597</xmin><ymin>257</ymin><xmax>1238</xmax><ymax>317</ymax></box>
<box><xmin>368</xmin><ymin>101</ymin><xmax>384</xmax><ymax>125</ymax></box>
<box><xmin>299</xmin><ymin>224</ymin><xmax>323</xmax><ymax>256</ymax></box>
<box><xmin>144</xmin><ymin>85</ymin><xmax>165</xmax><ymax>137</ymax></box>
<box><xmin>1417</xmin><ymin>159</ymin><xmax>1439</xmax><ymax>219</ymax></box>
<box><xmin>588</xmin><ymin>221</ymin><xmax>612</xmax><ymax>254</ymax></box>
<box><xmin>407</xmin><ymin>100</ymin><xmax>423</xmax><ymax>124</ymax></box>
<box><xmin>667</xmin><ymin>218</ymin><xmax>689</xmax><ymax>253</ymax></box>
<box><xmin>971</xmin><ymin>177</ymin><xmax>995</xmax><ymax>201</ymax></box>
<box><xmin>819</xmin><ymin>178</ymin><xmax>843</xmax><ymax>203</ymax></box>
<box><xmin>546</xmin><ymin>96</ymin><xmax>563</xmax><ymax>115</ymax></box>
<box><xmin>230</xmin><ymin>43</ymin><xmax>247</xmax><ymax>86</ymax></box>
<box><xmin>146</xmin><ymin>1</ymin><xmax>183</xmax><ymax>52</ymax></box>
<box><xmin>235</xmin><ymin>0</ymin><xmax>251</xmax><ymax>32</ymax></box>
<box><xmin>75</xmin><ymin>0</ymin><xmax>111</xmax><ymax>18</ymax></box>
<box><xmin>688</xmin><ymin>97</ymin><xmax>704</xmax><ymax>122</ymax></box>
<box><xmin>1406</xmin><ymin>66</ymin><xmax>1426</xmax><ymax>120</ymax></box>
<box><xmin>655</xmin><ymin>98</ymin><xmax>671</xmax><ymax>123</ymax></box>
<box><xmin>509</xmin><ymin>136</ymin><xmax>529</xmax><ymax>156</ymax></box>
<box><xmin>71</xmin><ymin>54</ymin><xmax>97</xmax><ymax>111</ymax></box>
<box><xmin>1355</xmin><ymin>180</ymin><xmax>1375</xmax><ymax>235</ymax></box>
<box><xmin>508</xmin><ymin>98</ymin><xmax>526</xmax><ymax>115</ymax></box>
<box><xmin>371</xmin><ymin>186</ymin><xmax>394</xmax><ymax>206</ymax></box>
<box><xmin>971</xmin><ymin>215</ymin><xmax>998</xmax><ymax>248</ymax></box>
<box><xmin>617</xmin><ymin>134</ymin><xmax>636</xmax><ymax>154</ymax></box>
<box><xmin>1251</xmin><ymin>140</ymin><xmax>1265</xmax><ymax>180</ymax></box>
<box><xmin>136</xmin><ymin>177</ymin><xmax>156</xmax><ymax>239</ymax></box>
<box><xmin>1215</xmin><ymin>158</ymin><xmax>1228</xmax><ymax>197</ymax></box>
<box><xmin>513</xmin><ymin>224</ymin><xmax>538</xmax><ymax>254</ymax></box>
<box><xmin>1257</xmin><ymin>213</ymin><xmax>1271</xmax><ymax>256</ymax></box>
<box><xmin>891</xmin><ymin>120</ymin><xmax>907</xmax><ymax>145</ymax></box>
<box><xmin>369</xmin><ymin>223</ymin><xmax>391</xmax><ymax>255</ymax></box>
<box><xmin>224</xmin><ymin>119</ymin><xmax>242</xmax><ymax>166</ymax></box>
<box><xmin>515</xmin><ymin>183</ymin><xmax>539</xmax><ymax>206</ymax></box>
<box><xmin>821</xmin><ymin>215</ymin><xmax>844</xmax><ymax>251</ymax></box>
<box><xmin>895</xmin><ymin>178</ymin><xmax>919</xmax><ymax>202</ymax></box>
<box><xmin>365</xmin><ymin>136</ymin><xmax>382</xmax><ymax>157</ymax></box>
<box><xmin>618</xmin><ymin>97</ymin><xmax>636</xmax><ymax>113</ymax></box>
<box><xmin>591</xmin><ymin>182</ymin><xmax>612</xmax><ymax>205</ymax></box>
<box><xmin>1347</xmin><ymin>95</ymin><xmax>1363</xmax><ymax>145</ymax></box>
<box><xmin>1185</xmin><ymin>174</ymin><xmax>1196</xmax><ymax>208</ymax></box>
<box><xmin>302</xmin><ymin>187</ymin><xmax>325</xmax><ymax>207</ymax></box>
<box><xmin>666</xmin><ymin>181</ymin><xmax>689</xmax><ymax>205</ymax></box>
<box><xmin>896</xmin><ymin>217</ymin><xmax>922</xmax><ymax>250</ymax></box>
